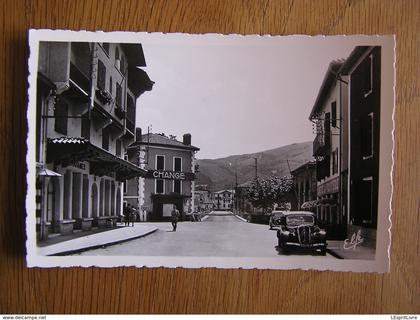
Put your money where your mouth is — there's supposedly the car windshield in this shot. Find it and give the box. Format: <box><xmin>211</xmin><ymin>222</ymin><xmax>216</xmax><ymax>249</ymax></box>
<box><xmin>286</xmin><ymin>215</ymin><xmax>314</xmax><ymax>226</ymax></box>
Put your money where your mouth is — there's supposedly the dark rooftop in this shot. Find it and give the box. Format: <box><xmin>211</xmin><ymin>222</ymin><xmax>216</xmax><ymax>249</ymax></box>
<box><xmin>131</xmin><ymin>133</ymin><xmax>200</xmax><ymax>152</ymax></box>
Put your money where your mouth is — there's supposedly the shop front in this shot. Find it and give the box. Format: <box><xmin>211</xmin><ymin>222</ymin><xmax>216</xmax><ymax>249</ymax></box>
<box><xmin>150</xmin><ymin>194</ymin><xmax>191</xmax><ymax>221</ymax></box>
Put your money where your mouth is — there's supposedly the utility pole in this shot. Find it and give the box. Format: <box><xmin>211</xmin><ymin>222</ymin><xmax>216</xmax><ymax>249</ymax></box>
<box><xmin>253</xmin><ymin>157</ymin><xmax>258</xmax><ymax>181</ymax></box>
<box><xmin>287</xmin><ymin>159</ymin><xmax>299</xmax><ymax>211</ymax></box>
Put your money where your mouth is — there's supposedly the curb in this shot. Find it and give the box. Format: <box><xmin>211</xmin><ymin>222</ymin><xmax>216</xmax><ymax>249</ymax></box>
<box><xmin>48</xmin><ymin>228</ymin><xmax>158</xmax><ymax>256</ymax></box>
<box><xmin>234</xmin><ymin>215</ymin><xmax>248</xmax><ymax>222</ymax></box>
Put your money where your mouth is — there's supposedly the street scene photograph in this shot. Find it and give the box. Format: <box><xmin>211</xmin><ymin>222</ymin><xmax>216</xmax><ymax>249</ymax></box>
<box><xmin>26</xmin><ymin>31</ymin><xmax>394</xmax><ymax>271</ymax></box>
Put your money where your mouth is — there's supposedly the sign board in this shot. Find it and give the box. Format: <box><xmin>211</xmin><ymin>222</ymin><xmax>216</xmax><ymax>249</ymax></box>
<box><xmin>146</xmin><ymin>170</ymin><xmax>196</xmax><ymax>181</ymax></box>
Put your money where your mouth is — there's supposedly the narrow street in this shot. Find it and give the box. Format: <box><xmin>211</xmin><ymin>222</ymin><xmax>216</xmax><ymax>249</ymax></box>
<box><xmin>77</xmin><ymin>211</ymin><xmax>335</xmax><ymax>258</ymax></box>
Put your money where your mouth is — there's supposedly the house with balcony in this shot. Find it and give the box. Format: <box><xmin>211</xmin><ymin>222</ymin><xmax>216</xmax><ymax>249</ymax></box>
<box><xmin>309</xmin><ymin>59</ymin><xmax>347</xmax><ymax>239</ymax></box>
<box><xmin>35</xmin><ymin>41</ymin><xmax>153</xmax><ymax>241</ymax></box>
<box><xmin>309</xmin><ymin>46</ymin><xmax>381</xmax><ymax>245</ymax></box>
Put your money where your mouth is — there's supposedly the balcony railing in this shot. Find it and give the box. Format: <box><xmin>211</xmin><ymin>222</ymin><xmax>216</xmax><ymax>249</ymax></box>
<box><xmin>126</xmin><ymin>119</ymin><xmax>135</xmax><ymax>134</ymax></box>
<box><xmin>69</xmin><ymin>63</ymin><xmax>90</xmax><ymax>96</ymax></box>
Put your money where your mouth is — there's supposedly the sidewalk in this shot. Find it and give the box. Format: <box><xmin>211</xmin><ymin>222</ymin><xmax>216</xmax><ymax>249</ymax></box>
<box><xmin>37</xmin><ymin>223</ymin><xmax>158</xmax><ymax>256</ymax></box>
<box><xmin>326</xmin><ymin>240</ymin><xmax>376</xmax><ymax>260</ymax></box>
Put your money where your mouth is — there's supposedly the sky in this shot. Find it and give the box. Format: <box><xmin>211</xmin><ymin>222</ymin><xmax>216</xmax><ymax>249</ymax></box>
<box><xmin>134</xmin><ymin>34</ymin><xmax>384</xmax><ymax>159</ymax></box>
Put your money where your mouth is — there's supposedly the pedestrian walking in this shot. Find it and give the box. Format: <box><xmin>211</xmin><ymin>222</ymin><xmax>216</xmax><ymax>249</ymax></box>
<box><xmin>171</xmin><ymin>205</ymin><xmax>180</xmax><ymax>231</ymax></box>
<box><xmin>130</xmin><ymin>206</ymin><xmax>137</xmax><ymax>227</ymax></box>
<box><xmin>124</xmin><ymin>204</ymin><xmax>131</xmax><ymax>227</ymax></box>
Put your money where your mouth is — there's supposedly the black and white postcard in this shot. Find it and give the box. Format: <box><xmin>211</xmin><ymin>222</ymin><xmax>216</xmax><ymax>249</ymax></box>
<box><xmin>26</xmin><ymin>30</ymin><xmax>394</xmax><ymax>272</ymax></box>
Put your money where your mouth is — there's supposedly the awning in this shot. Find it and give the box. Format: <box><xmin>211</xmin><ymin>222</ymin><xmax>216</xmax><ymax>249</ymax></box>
<box><xmin>47</xmin><ymin>137</ymin><xmax>147</xmax><ymax>181</ymax></box>
<box><xmin>38</xmin><ymin>168</ymin><xmax>62</xmax><ymax>177</ymax></box>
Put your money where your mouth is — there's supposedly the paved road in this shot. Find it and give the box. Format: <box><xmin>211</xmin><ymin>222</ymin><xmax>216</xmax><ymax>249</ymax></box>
<box><xmin>77</xmin><ymin>212</ymin><xmax>333</xmax><ymax>258</ymax></box>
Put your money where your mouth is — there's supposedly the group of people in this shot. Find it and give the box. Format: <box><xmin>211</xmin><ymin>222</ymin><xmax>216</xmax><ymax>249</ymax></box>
<box><xmin>123</xmin><ymin>204</ymin><xmax>138</xmax><ymax>227</ymax></box>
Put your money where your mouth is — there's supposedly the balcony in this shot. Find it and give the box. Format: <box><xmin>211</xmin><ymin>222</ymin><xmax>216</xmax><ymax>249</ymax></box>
<box><xmin>62</xmin><ymin>63</ymin><xmax>90</xmax><ymax>102</ymax></box>
<box><xmin>126</xmin><ymin>119</ymin><xmax>135</xmax><ymax>135</ymax></box>
<box><xmin>313</xmin><ymin>133</ymin><xmax>330</xmax><ymax>156</ymax></box>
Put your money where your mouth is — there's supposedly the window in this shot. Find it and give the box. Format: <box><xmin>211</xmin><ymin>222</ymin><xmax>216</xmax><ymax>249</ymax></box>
<box><xmin>331</xmin><ymin>101</ymin><xmax>337</xmax><ymax>127</ymax></box>
<box><xmin>97</xmin><ymin>59</ymin><xmax>106</xmax><ymax>90</ymax></box>
<box><xmin>361</xmin><ymin>177</ymin><xmax>373</xmax><ymax>224</ymax></box>
<box><xmin>116</xmin><ymin>83</ymin><xmax>122</xmax><ymax>108</ymax></box>
<box><xmin>120</xmin><ymin>56</ymin><xmax>125</xmax><ymax>74</ymax></box>
<box><xmin>155</xmin><ymin>179</ymin><xmax>164</xmax><ymax>194</ymax></box>
<box><xmin>174</xmin><ymin>180</ymin><xmax>181</xmax><ymax>194</ymax></box>
<box><xmin>81</xmin><ymin>116</ymin><xmax>90</xmax><ymax>140</ymax></box>
<box><xmin>332</xmin><ymin>149</ymin><xmax>338</xmax><ymax>174</ymax></box>
<box><xmin>109</xmin><ymin>76</ymin><xmax>113</xmax><ymax>96</ymax></box>
<box><xmin>115</xmin><ymin>46</ymin><xmax>120</xmax><ymax>60</ymax></box>
<box><xmin>123</xmin><ymin>180</ymin><xmax>127</xmax><ymax>194</ymax></box>
<box><xmin>102</xmin><ymin>128</ymin><xmax>109</xmax><ymax>151</ymax></box>
<box><xmin>324</xmin><ymin>112</ymin><xmax>331</xmax><ymax>146</ymax></box>
<box><xmin>361</xmin><ymin>113</ymin><xmax>374</xmax><ymax>159</ymax></box>
<box><xmin>363</xmin><ymin>54</ymin><xmax>373</xmax><ymax>97</ymax></box>
<box><xmin>116</xmin><ymin>139</ymin><xmax>122</xmax><ymax>157</ymax></box>
<box><xmin>54</xmin><ymin>98</ymin><xmax>68</xmax><ymax>134</ymax></box>
<box><xmin>173</xmin><ymin>157</ymin><xmax>182</xmax><ymax>171</ymax></box>
<box><xmin>156</xmin><ymin>155</ymin><xmax>165</xmax><ymax>170</ymax></box>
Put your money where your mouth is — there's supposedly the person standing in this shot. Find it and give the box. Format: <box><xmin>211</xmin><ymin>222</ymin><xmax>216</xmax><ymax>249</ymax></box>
<box><xmin>130</xmin><ymin>206</ymin><xmax>137</xmax><ymax>227</ymax></box>
<box><xmin>124</xmin><ymin>204</ymin><xmax>131</xmax><ymax>227</ymax></box>
<box><xmin>171</xmin><ymin>205</ymin><xmax>180</xmax><ymax>231</ymax></box>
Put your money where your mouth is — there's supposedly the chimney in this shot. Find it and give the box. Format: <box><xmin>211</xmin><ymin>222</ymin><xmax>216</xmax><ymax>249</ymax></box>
<box><xmin>183</xmin><ymin>133</ymin><xmax>191</xmax><ymax>146</ymax></box>
<box><xmin>135</xmin><ymin>127</ymin><xmax>142</xmax><ymax>142</ymax></box>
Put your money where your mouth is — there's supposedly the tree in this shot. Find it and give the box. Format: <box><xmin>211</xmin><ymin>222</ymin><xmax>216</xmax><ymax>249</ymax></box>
<box><xmin>245</xmin><ymin>175</ymin><xmax>295</xmax><ymax>213</ymax></box>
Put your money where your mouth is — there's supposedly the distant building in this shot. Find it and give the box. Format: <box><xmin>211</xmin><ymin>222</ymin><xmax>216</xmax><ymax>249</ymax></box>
<box><xmin>126</xmin><ymin>132</ymin><xmax>200</xmax><ymax>221</ymax></box>
<box><xmin>35</xmin><ymin>42</ymin><xmax>153</xmax><ymax>240</ymax></box>
<box><xmin>213</xmin><ymin>189</ymin><xmax>235</xmax><ymax>210</ymax></box>
<box><xmin>291</xmin><ymin>161</ymin><xmax>317</xmax><ymax>210</ymax></box>
<box><xmin>194</xmin><ymin>190</ymin><xmax>213</xmax><ymax>213</ymax></box>
<box><xmin>309</xmin><ymin>46</ymin><xmax>381</xmax><ymax>242</ymax></box>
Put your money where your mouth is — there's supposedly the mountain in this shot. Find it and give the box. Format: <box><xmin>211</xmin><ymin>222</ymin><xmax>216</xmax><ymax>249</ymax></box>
<box><xmin>196</xmin><ymin>141</ymin><xmax>313</xmax><ymax>191</ymax></box>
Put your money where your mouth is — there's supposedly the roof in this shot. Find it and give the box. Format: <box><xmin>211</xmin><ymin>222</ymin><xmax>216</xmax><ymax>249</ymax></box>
<box><xmin>214</xmin><ymin>189</ymin><xmax>235</xmax><ymax>194</ymax></box>
<box><xmin>121</xmin><ymin>43</ymin><xmax>147</xmax><ymax>67</ymax></box>
<box><xmin>290</xmin><ymin>160</ymin><xmax>316</xmax><ymax>175</ymax></box>
<box><xmin>308</xmin><ymin>46</ymin><xmax>378</xmax><ymax>120</ymax></box>
<box><xmin>308</xmin><ymin>60</ymin><xmax>344</xmax><ymax>120</ymax></box>
<box><xmin>339</xmin><ymin>46</ymin><xmax>373</xmax><ymax>75</ymax></box>
<box><xmin>131</xmin><ymin>133</ymin><xmax>200</xmax><ymax>151</ymax></box>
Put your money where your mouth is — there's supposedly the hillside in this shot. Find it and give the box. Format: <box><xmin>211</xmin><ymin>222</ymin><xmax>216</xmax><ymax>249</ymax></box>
<box><xmin>196</xmin><ymin>141</ymin><xmax>313</xmax><ymax>191</ymax></box>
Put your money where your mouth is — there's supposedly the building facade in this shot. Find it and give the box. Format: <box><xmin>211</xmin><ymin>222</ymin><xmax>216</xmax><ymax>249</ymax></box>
<box><xmin>193</xmin><ymin>190</ymin><xmax>214</xmax><ymax>213</ymax></box>
<box><xmin>35</xmin><ymin>41</ymin><xmax>153</xmax><ymax>240</ymax></box>
<box><xmin>291</xmin><ymin>161</ymin><xmax>317</xmax><ymax>210</ymax></box>
<box><xmin>309</xmin><ymin>46</ymin><xmax>381</xmax><ymax>243</ymax></box>
<box><xmin>309</xmin><ymin>59</ymin><xmax>346</xmax><ymax>238</ymax></box>
<box><xmin>213</xmin><ymin>190</ymin><xmax>235</xmax><ymax>211</ymax></box>
<box><xmin>126</xmin><ymin>132</ymin><xmax>200</xmax><ymax>221</ymax></box>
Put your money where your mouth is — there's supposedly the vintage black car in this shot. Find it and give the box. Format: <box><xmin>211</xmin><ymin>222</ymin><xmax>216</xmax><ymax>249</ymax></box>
<box><xmin>269</xmin><ymin>210</ymin><xmax>286</xmax><ymax>230</ymax></box>
<box><xmin>276</xmin><ymin>211</ymin><xmax>327</xmax><ymax>255</ymax></box>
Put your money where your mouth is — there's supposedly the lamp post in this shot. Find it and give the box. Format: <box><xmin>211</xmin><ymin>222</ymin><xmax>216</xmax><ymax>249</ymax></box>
<box><xmin>38</xmin><ymin>167</ymin><xmax>61</xmax><ymax>241</ymax></box>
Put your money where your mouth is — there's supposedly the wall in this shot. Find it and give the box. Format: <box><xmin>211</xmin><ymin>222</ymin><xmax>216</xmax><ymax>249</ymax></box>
<box><xmin>1</xmin><ymin>0</ymin><xmax>419</xmax><ymax>314</ymax></box>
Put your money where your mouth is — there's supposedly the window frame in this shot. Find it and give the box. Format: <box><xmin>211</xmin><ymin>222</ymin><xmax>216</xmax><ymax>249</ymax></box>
<box><xmin>155</xmin><ymin>179</ymin><xmax>164</xmax><ymax>194</ymax></box>
<box><xmin>363</xmin><ymin>54</ymin><xmax>374</xmax><ymax>98</ymax></box>
<box><xmin>156</xmin><ymin>155</ymin><xmax>165</xmax><ymax>170</ymax></box>
<box><xmin>362</xmin><ymin>112</ymin><xmax>374</xmax><ymax>160</ymax></box>
<box><xmin>173</xmin><ymin>156</ymin><xmax>182</xmax><ymax>172</ymax></box>
<box><xmin>173</xmin><ymin>180</ymin><xmax>182</xmax><ymax>194</ymax></box>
